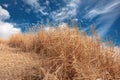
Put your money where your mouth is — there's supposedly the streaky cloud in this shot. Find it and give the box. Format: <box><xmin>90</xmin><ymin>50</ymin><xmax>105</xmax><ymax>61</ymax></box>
<box><xmin>82</xmin><ymin>0</ymin><xmax>120</xmax><ymax>37</ymax></box>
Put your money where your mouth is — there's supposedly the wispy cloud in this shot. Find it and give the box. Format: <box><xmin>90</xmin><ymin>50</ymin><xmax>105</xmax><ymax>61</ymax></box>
<box><xmin>84</xmin><ymin>1</ymin><xmax>120</xmax><ymax>19</ymax></box>
<box><xmin>83</xmin><ymin>0</ymin><xmax>120</xmax><ymax>37</ymax></box>
<box><xmin>23</xmin><ymin>0</ymin><xmax>48</xmax><ymax>15</ymax></box>
<box><xmin>0</xmin><ymin>6</ymin><xmax>10</xmax><ymax>20</ymax></box>
<box><xmin>50</xmin><ymin>0</ymin><xmax>80</xmax><ymax>22</ymax></box>
<box><xmin>0</xmin><ymin>6</ymin><xmax>21</xmax><ymax>39</ymax></box>
<box><xmin>96</xmin><ymin>12</ymin><xmax>119</xmax><ymax>37</ymax></box>
<box><xmin>2</xmin><ymin>4</ymin><xmax>9</xmax><ymax>8</ymax></box>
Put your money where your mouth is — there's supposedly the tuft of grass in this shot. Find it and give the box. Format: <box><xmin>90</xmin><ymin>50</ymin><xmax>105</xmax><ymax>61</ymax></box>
<box><xmin>0</xmin><ymin>38</ymin><xmax>6</xmax><ymax>44</ymax></box>
<box><xmin>1</xmin><ymin>26</ymin><xmax>119</xmax><ymax>80</ymax></box>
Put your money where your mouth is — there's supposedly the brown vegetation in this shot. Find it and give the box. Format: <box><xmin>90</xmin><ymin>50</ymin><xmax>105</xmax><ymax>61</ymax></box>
<box><xmin>0</xmin><ymin>26</ymin><xmax>120</xmax><ymax>80</ymax></box>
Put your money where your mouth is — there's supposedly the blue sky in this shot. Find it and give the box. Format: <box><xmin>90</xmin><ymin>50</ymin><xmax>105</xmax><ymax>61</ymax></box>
<box><xmin>0</xmin><ymin>0</ymin><xmax>120</xmax><ymax>45</ymax></box>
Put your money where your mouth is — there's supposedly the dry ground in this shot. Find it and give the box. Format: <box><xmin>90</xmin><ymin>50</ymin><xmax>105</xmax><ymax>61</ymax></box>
<box><xmin>0</xmin><ymin>44</ymin><xmax>41</xmax><ymax>80</ymax></box>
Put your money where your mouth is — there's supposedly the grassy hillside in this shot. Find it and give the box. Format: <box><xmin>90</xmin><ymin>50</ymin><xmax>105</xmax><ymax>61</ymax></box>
<box><xmin>0</xmin><ymin>26</ymin><xmax>120</xmax><ymax>80</ymax></box>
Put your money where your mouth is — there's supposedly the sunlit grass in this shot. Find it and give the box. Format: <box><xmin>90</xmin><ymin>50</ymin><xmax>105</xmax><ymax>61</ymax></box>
<box><xmin>0</xmin><ymin>24</ymin><xmax>120</xmax><ymax>80</ymax></box>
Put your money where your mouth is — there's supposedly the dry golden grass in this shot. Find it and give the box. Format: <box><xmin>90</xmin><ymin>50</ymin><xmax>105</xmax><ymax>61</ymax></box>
<box><xmin>0</xmin><ymin>26</ymin><xmax>120</xmax><ymax>80</ymax></box>
<box><xmin>0</xmin><ymin>38</ymin><xmax>6</xmax><ymax>44</ymax></box>
<box><xmin>0</xmin><ymin>44</ymin><xmax>40</xmax><ymax>80</ymax></box>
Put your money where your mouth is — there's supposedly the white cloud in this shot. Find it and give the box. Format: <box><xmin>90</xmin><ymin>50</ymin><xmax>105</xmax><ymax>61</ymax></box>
<box><xmin>0</xmin><ymin>22</ymin><xmax>21</xmax><ymax>39</ymax></box>
<box><xmin>0</xmin><ymin>6</ymin><xmax>21</xmax><ymax>39</ymax></box>
<box><xmin>23</xmin><ymin>0</ymin><xmax>48</xmax><ymax>15</ymax></box>
<box><xmin>50</xmin><ymin>0</ymin><xmax>80</xmax><ymax>22</ymax></box>
<box><xmin>0</xmin><ymin>6</ymin><xmax>10</xmax><ymax>20</ymax></box>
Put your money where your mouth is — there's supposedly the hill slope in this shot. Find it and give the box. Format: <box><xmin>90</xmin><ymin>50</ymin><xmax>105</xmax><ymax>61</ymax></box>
<box><xmin>0</xmin><ymin>26</ymin><xmax>120</xmax><ymax>80</ymax></box>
